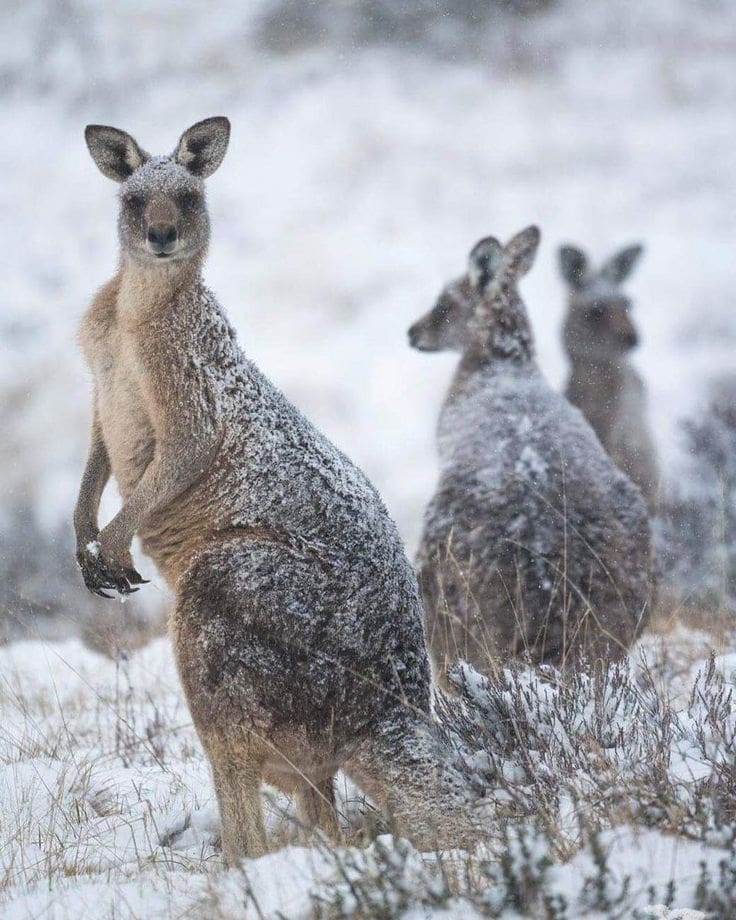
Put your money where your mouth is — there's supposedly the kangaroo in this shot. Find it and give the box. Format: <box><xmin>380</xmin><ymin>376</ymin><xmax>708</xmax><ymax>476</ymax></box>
<box><xmin>558</xmin><ymin>242</ymin><xmax>659</xmax><ymax>508</ymax></box>
<box><xmin>408</xmin><ymin>227</ymin><xmax>652</xmax><ymax>679</ymax></box>
<box><xmin>74</xmin><ymin>118</ymin><xmax>475</xmax><ymax>864</ymax></box>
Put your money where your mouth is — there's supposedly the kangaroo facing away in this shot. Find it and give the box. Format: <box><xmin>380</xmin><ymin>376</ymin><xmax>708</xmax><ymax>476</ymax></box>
<box><xmin>74</xmin><ymin>118</ymin><xmax>475</xmax><ymax>863</ymax></box>
<box><xmin>558</xmin><ymin>242</ymin><xmax>659</xmax><ymax>508</ymax></box>
<box><xmin>408</xmin><ymin>227</ymin><xmax>652</xmax><ymax>679</ymax></box>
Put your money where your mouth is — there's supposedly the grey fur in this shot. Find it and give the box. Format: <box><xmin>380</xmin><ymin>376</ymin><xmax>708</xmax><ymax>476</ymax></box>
<box><xmin>559</xmin><ymin>242</ymin><xmax>659</xmax><ymax>508</ymax></box>
<box><xmin>75</xmin><ymin>119</ymin><xmax>476</xmax><ymax>863</ymax></box>
<box><xmin>409</xmin><ymin>227</ymin><xmax>653</xmax><ymax>679</ymax></box>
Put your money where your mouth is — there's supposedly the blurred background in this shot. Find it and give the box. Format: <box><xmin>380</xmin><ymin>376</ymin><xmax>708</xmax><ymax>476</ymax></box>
<box><xmin>1</xmin><ymin>0</ymin><xmax>735</xmax><ymax>647</ymax></box>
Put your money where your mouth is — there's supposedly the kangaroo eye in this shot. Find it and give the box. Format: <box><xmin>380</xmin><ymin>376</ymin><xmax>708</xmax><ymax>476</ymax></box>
<box><xmin>179</xmin><ymin>192</ymin><xmax>200</xmax><ymax>210</ymax></box>
<box><xmin>123</xmin><ymin>193</ymin><xmax>144</xmax><ymax>209</ymax></box>
<box><xmin>586</xmin><ymin>304</ymin><xmax>605</xmax><ymax>321</ymax></box>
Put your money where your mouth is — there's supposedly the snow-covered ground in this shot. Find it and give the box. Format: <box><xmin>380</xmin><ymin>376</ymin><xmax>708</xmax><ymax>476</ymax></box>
<box><xmin>1</xmin><ymin>0</ymin><xmax>736</xmax><ymax>916</ymax></box>
<box><xmin>0</xmin><ymin>630</ymin><xmax>734</xmax><ymax>918</ymax></box>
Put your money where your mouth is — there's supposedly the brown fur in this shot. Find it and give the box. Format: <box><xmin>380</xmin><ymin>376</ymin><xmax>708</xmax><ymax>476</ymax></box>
<box><xmin>75</xmin><ymin>120</ymin><xmax>476</xmax><ymax>864</ymax></box>
<box><xmin>559</xmin><ymin>243</ymin><xmax>659</xmax><ymax>508</ymax></box>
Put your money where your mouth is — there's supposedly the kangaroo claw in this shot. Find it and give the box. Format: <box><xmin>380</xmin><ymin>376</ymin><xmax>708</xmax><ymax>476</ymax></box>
<box><xmin>78</xmin><ymin>549</ymin><xmax>147</xmax><ymax>599</ymax></box>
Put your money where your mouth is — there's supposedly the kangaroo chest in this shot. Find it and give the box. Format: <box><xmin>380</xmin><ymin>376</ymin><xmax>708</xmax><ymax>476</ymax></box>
<box><xmin>87</xmin><ymin>318</ymin><xmax>156</xmax><ymax>500</ymax></box>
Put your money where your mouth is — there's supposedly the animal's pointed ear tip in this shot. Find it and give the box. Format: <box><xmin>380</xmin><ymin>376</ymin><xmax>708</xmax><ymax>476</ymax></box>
<box><xmin>525</xmin><ymin>225</ymin><xmax>541</xmax><ymax>242</ymax></box>
<box><xmin>204</xmin><ymin>115</ymin><xmax>231</xmax><ymax>134</ymax></box>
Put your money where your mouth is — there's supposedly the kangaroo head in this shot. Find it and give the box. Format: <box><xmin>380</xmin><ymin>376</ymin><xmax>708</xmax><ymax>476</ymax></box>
<box><xmin>85</xmin><ymin>117</ymin><xmax>230</xmax><ymax>265</ymax></box>
<box><xmin>408</xmin><ymin>225</ymin><xmax>540</xmax><ymax>360</ymax></box>
<box><xmin>559</xmin><ymin>243</ymin><xmax>643</xmax><ymax>361</ymax></box>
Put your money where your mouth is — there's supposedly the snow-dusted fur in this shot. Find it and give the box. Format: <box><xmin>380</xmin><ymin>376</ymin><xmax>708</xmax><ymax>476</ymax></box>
<box><xmin>408</xmin><ymin>227</ymin><xmax>653</xmax><ymax>678</ymax></box>
<box><xmin>75</xmin><ymin>119</ymin><xmax>474</xmax><ymax>864</ymax></box>
<box><xmin>559</xmin><ymin>242</ymin><xmax>659</xmax><ymax>508</ymax></box>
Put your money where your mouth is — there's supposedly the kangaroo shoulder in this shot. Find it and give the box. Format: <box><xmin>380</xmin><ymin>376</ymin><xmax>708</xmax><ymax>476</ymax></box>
<box><xmin>79</xmin><ymin>274</ymin><xmax>121</xmax><ymax>362</ymax></box>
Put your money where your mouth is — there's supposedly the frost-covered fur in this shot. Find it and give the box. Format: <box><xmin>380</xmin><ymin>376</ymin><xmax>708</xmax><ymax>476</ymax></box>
<box><xmin>409</xmin><ymin>227</ymin><xmax>653</xmax><ymax>678</ymax></box>
<box><xmin>75</xmin><ymin>119</ymin><xmax>475</xmax><ymax>864</ymax></box>
<box><xmin>559</xmin><ymin>242</ymin><xmax>659</xmax><ymax>508</ymax></box>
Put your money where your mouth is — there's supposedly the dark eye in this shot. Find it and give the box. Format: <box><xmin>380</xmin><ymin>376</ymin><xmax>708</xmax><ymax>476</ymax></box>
<box><xmin>586</xmin><ymin>304</ymin><xmax>605</xmax><ymax>322</ymax></box>
<box><xmin>123</xmin><ymin>193</ymin><xmax>144</xmax><ymax>209</ymax></box>
<box><xmin>179</xmin><ymin>191</ymin><xmax>200</xmax><ymax>211</ymax></box>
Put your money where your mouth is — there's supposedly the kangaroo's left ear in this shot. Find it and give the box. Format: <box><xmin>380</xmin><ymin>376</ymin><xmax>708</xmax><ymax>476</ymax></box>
<box><xmin>599</xmin><ymin>244</ymin><xmax>644</xmax><ymax>286</ymax></box>
<box><xmin>504</xmin><ymin>225</ymin><xmax>541</xmax><ymax>280</ymax></box>
<box><xmin>174</xmin><ymin>116</ymin><xmax>231</xmax><ymax>178</ymax></box>
<box><xmin>468</xmin><ymin>236</ymin><xmax>504</xmax><ymax>290</ymax></box>
<box><xmin>559</xmin><ymin>245</ymin><xmax>588</xmax><ymax>289</ymax></box>
<box><xmin>85</xmin><ymin>125</ymin><xmax>148</xmax><ymax>182</ymax></box>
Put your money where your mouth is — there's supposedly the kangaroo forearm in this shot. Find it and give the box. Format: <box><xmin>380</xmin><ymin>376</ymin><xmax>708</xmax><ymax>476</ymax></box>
<box><xmin>101</xmin><ymin>441</ymin><xmax>216</xmax><ymax>549</ymax></box>
<box><xmin>73</xmin><ymin>424</ymin><xmax>111</xmax><ymax>543</ymax></box>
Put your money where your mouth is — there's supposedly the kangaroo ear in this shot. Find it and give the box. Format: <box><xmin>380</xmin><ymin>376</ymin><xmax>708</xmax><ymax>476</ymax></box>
<box><xmin>559</xmin><ymin>245</ymin><xmax>588</xmax><ymax>289</ymax></box>
<box><xmin>468</xmin><ymin>236</ymin><xmax>504</xmax><ymax>290</ymax></box>
<box><xmin>85</xmin><ymin>125</ymin><xmax>148</xmax><ymax>182</ymax></box>
<box><xmin>504</xmin><ymin>225</ymin><xmax>541</xmax><ymax>280</ymax></box>
<box><xmin>175</xmin><ymin>116</ymin><xmax>230</xmax><ymax>178</ymax></box>
<box><xmin>599</xmin><ymin>244</ymin><xmax>644</xmax><ymax>286</ymax></box>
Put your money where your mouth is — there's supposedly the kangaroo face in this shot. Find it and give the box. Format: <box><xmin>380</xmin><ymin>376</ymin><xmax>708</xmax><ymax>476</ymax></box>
<box><xmin>408</xmin><ymin>277</ymin><xmax>477</xmax><ymax>352</ymax></box>
<box><xmin>408</xmin><ymin>227</ymin><xmax>539</xmax><ymax>358</ymax></box>
<box><xmin>565</xmin><ymin>286</ymin><xmax>638</xmax><ymax>361</ymax></box>
<box><xmin>85</xmin><ymin>117</ymin><xmax>230</xmax><ymax>265</ymax></box>
<box><xmin>119</xmin><ymin>160</ymin><xmax>208</xmax><ymax>263</ymax></box>
<box><xmin>559</xmin><ymin>242</ymin><xmax>643</xmax><ymax>363</ymax></box>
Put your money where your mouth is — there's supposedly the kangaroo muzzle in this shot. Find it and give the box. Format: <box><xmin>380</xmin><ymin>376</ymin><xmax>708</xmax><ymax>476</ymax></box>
<box><xmin>147</xmin><ymin>223</ymin><xmax>178</xmax><ymax>256</ymax></box>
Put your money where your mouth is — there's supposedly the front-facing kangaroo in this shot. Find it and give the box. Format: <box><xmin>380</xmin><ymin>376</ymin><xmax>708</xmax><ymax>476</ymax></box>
<box><xmin>74</xmin><ymin>118</ymin><xmax>472</xmax><ymax>863</ymax></box>
<box><xmin>558</xmin><ymin>242</ymin><xmax>659</xmax><ymax>508</ymax></box>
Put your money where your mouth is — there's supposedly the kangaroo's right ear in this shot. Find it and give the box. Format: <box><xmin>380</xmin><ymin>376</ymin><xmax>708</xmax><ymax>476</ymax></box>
<box><xmin>599</xmin><ymin>244</ymin><xmax>644</xmax><ymax>286</ymax></box>
<box><xmin>558</xmin><ymin>245</ymin><xmax>588</xmax><ymax>289</ymax></box>
<box><xmin>174</xmin><ymin>117</ymin><xmax>231</xmax><ymax>178</ymax></box>
<box><xmin>85</xmin><ymin>125</ymin><xmax>148</xmax><ymax>182</ymax></box>
<box><xmin>468</xmin><ymin>236</ymin><xmax>504</xmax><ymax>290</ymax></box>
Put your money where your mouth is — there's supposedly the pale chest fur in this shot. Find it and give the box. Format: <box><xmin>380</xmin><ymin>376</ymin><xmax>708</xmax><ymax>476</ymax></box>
<box><xmin>79</xmin><ymin>277</ymin><xmax>156</xmax><ymax>499</ymax></box>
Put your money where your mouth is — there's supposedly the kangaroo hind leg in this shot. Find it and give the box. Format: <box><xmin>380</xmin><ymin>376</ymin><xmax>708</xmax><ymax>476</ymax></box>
<box><xmin>209</xmin><ymin>741</ymin><xmax>268</xmax><ymax>866</ymax></box>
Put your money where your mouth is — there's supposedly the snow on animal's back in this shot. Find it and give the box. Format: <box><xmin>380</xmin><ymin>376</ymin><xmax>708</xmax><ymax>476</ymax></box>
<box><xmin>437</xmin><ymin>359</ymin><xmax>642</xmax><ymax>519</ymax></box>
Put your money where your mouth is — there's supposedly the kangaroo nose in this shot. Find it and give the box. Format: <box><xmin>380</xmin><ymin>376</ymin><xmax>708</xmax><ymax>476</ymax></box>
<box><xmin>408</xmin><ymin>324</ymin><xmax>424</xmax><ymax>348</ymax></box>
<box><xmin>147</xmin><ymin>223</ymin><xmax>178</xmax><ymax>255</ymax></box>
<box><xmin>624</xmin><ymin>329</ymin><xmax>639</xmax><ymax>348</ymax></box>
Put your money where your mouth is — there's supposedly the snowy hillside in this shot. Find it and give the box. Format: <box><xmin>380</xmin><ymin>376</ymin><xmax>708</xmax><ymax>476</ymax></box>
<box><xmin>1</xmin><ymin>0</ymin><xmax>736</xmax><ymax>916</ymax></box>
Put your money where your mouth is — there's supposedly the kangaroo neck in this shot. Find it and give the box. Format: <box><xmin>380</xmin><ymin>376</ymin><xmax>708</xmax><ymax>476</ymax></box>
<box><xmin>567</xmin><ymin>356</ymin><xmax>627</xmax><ymax>437</ymax></box>
<box><xmin>445</xmin><ymin>348</ymin><xmax>533</xmax><ymax>407</ymax></box>
<box><xmin>568</xmin><ymin>355</ymin><xmax>628</xmax><ymax>391</ymax></box>
<box><xmin>118</xmin><ymin>254</ymin><xmax>202</xmax><ymax>321</ymax></box>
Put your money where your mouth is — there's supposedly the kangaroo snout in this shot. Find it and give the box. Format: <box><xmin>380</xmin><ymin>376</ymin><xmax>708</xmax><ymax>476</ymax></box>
<box><xmin>623</xmin><ymin>328</ymin><xmax>639</xmax><ymax>348</ymax></box>
<box><xmin>408</xmin><ymin>323</ymin><xmax>423</xmax><ymax>349</ymax></box>
<box><xmin>147</xmin><ymin>223</ymin><xmax>178</xmax><ymax>256</ymax></box>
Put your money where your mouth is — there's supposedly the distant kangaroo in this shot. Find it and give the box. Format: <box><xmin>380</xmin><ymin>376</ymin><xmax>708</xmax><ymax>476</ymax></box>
<box><xmin>408</xmin><ymin>227</ymin><xmax>652</xmax><ymax>678</ymax></box>
<box><xmin>558</xmin><ymin>242</ymin><xmax>659</xmax><ymax>508</ymax></box>
<box><xmin>74</xmin><ymin>118</ymin><xmax>474</xmax><ymax>863</ymax></box>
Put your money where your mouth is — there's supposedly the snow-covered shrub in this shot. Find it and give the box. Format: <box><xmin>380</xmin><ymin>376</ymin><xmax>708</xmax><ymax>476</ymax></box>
<box><xmin>441</xmin><ymin>653</ymin><xmax>736</xmax><ymax>850</ymax></box>
<box><xmin>661</xmin><ymin>375</ymin><xmax>736</xmax><ymax>617</ymax></box>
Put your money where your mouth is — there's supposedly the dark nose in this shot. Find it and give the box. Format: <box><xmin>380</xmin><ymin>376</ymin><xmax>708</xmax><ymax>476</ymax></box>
<box><xmin>147</xmin><ymin>223</ymin><xmax>178</xmax><ymax>255</ymax></box>
<box><xmin>623</xmin><ymin>329</ymin><xmax>639</xmax><ymax>348</ymax></box>
<box><xmin>408</xmin><ymin>324</ymin><xmax>423</xmax><ymax>348</ymax></box>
